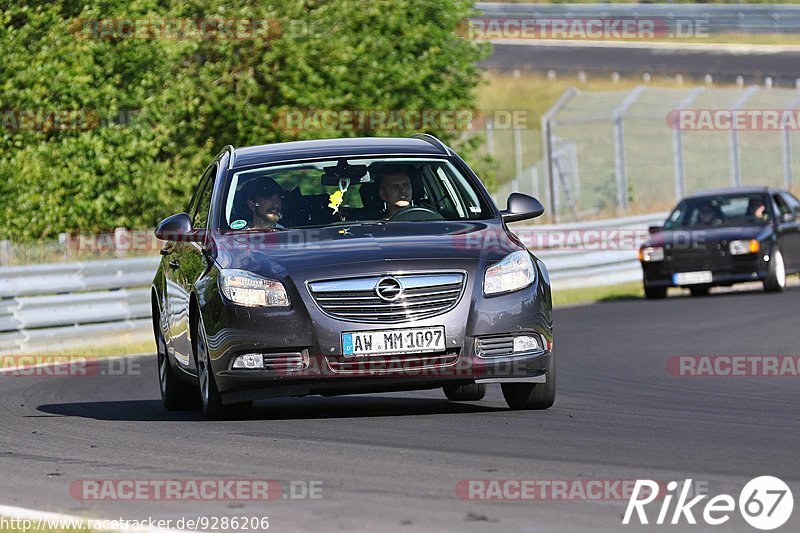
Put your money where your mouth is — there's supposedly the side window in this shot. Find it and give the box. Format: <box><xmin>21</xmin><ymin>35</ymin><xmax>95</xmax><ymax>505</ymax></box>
<box><xmin>192</xmin><ymin>165</ymin><xmax>216</xmax><ymax>229</ymax></box>
<box><xmin>780</xmin><ymin>192</ymin><xmax>800</xmax><ymax>213</ymax></box>
<box><xmin>772</xmin><ymin>193</ymin><xmax>790</xmax><ymax>216</ymax></box>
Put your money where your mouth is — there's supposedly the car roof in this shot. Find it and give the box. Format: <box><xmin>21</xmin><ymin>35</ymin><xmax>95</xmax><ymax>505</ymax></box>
<box><xmin>686</xmin><ymin>186</ymin><xmax>775</xmax><ymax>199</ymax></box>
<box><xmin>231</xmin><ymin>137</ymin><xmax>449</xmax><ymax>169</ymax></box>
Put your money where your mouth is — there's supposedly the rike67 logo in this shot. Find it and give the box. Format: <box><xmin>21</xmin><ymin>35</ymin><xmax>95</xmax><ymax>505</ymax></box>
<box><xmin>624</xmin><ymin>477</ymin><xmax>793</xmax><ymax>530</ymax></box>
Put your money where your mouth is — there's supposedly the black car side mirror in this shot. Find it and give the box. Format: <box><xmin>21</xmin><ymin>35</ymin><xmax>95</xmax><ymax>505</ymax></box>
<box><xmin>155</xmin><ymin>213</ymin><xmax>203</xmax><ymax>242</ymax></box>
<box><xmin>648</xmin><ymin>225</ymin><xmax>662</xmax><ymax>234</ymax></box>
<box><xmin>501</xmin><ymin>193</ymin><xmax>545</xmax><ymax>223</ymax></box>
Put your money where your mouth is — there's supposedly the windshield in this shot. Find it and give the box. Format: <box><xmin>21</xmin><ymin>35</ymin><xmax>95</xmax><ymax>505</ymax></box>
<box><xmin>662</xmin><ymin>194</ymin><xmax>771</xmax><ymax>230</ymax></box>
<box><xmin>221</xmin><ymin>157</ymin><xmax>492</xmax><ymax>230</ymax></box>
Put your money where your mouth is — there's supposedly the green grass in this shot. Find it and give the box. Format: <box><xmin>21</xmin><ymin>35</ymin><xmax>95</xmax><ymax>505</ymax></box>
<box><xmin>552</xmin><ymin>281</ymin><xmax>644</xmax><ymax>307</ymax></box>
<box><xmin>1</xmin><ymin>339</ymin><xmax>155</xmax><ymax>360</ymax></box>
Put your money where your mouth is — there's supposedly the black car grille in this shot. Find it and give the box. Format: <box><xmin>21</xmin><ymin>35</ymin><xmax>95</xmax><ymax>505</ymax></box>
<box><xmin>308</xmin><ymin>273</ymin><xmax>465</xmax><ymax>323</ymax></box>
<box><xmin>476</xmin><ymin>336</ymin><xmax>515</xmax><ymax>357</ymax></box>
<box><xmin>664</xmin><ymin>247</ymin><xmax>727</xmax><ymax>271</ymax></box>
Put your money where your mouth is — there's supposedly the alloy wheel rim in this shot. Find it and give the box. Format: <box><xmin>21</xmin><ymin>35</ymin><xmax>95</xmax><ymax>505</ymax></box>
<box><xmin>776</xmin><ymin>251</ymin><xmax>786</xmax><ymax>287</ymax></box>
<box><xmin>198</xmin><ymin>334</ymin><xmax>209</xmax><ymax>406</ymax></box>
<box><xmin>157</xmin><ymin>334</ymin><xmax>167</xmax><ymax>396</ymax></box>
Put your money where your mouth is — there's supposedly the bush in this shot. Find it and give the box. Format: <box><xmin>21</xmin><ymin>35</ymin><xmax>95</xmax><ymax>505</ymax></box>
<box><xmin>0</xmin><ymin>0</ymin><xmax>488</xmax><ymax>240</ymax></box>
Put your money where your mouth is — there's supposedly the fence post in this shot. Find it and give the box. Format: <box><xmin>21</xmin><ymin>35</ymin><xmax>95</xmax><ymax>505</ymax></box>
<box><xmin>612</xmin><ymin>86</ymin><xmax>647</xmax><ymax>213</ymax></box>
<box><xmin>485</xmin><ymin>118</ymin><xmax>494</xmax><ymax>157</ymax></box>
<box><xmin>671</xmin><ymin>87</ymin><xmax>705</xmax><ymax>200</ymax></box>
<box><xmin>0</xmin><ymin>240</ymin><xmax>10</xmax><ymax>266</ymax></box>
<box><xmin>782</xmin><ymin>92</ymin><xmax>800</xmax><ymax>191</ymax></box>
<box><xmin>541</xmin><ymin>87</ymin><xmax>578</xmax><ymax>223</ymax></box>
<box><xmin>513</xmin><ymin>127</ymin><xmax>522</xmax><ymax>192</ymax></box>
<box><xmin>729</xmin><ymin>86</ymin><xmax>759</xmax><ymax>187</ymax></box>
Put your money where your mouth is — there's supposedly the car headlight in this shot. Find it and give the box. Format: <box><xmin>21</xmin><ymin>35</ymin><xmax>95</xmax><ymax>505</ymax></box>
<box><xmin>729</xmin><ymin>239</ymin><xmax>759</xmax><ymax>256</ymax></box>
<box><xmin>638</xmin><ymin>246</ymin><xmax>664</xmax><ymax>262</ymax></box>
<box><xmin>219</xmin><ymin>269</ymin><xmax>289</xmax><ymax>307</ymax></box>
<box><xmin>483</xmin><ymin>250</ymin><xmax>536</xmax><ymax>295</ymax></box>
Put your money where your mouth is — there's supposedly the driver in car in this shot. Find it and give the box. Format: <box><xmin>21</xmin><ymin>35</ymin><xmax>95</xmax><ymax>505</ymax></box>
<box><xmin>375</xmin><ymin>165</ymin><xmax>413</xmax><ymax>219</ymax></box>
<box><xmin>244</xmin><ymin>177</ymin><xmax>285</xmax><ymax>230</ymax></box>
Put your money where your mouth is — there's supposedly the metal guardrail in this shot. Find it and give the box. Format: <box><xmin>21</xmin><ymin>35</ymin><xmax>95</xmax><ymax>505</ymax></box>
<box><xmin>0</xmin><ymin>213</ymin><xmax>667</xmax><ymax>352</ymax></box>
<box><xmin>0</xmin><ymin>257</ymin><xmax>158</xmax><ymax>353</ymax></box>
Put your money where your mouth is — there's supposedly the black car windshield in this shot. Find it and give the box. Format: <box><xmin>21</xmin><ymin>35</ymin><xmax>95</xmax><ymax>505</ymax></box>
<box><xmin>222</xmin><ymin>157</ymin><xmax>492</xmax><ymax>230</ymax></box>
<box><xmin>662</xmin><ymin>194</ymin><xmax>771</xmax><ymax>230</ymax></box>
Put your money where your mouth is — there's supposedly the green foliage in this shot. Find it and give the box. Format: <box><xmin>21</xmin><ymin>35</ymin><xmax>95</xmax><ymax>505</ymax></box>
<box><xmin>0</xmin><ymin>0</ymin><xmax>488</xmax><ymax>240</ymax></box>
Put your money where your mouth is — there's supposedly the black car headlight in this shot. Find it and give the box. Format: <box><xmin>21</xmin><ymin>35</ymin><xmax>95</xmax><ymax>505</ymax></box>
<box><xmin>638</xmin><ymin>246</ymin><xmax>664</xmax><ymax>262</ymax></box>
<box><xmin>219</xmin><ymin>269</ymin><xmax>289</xmax><ymax>307</ymax></box>
<box><xmin>729</xmin><ymin>239</ymin><xmax>759</xmax><ymax>256</ymax></box>
<box><xmin>483</xmin><ymin>251</ymin><xmax>536</xmax><ymax>295</ymax></box>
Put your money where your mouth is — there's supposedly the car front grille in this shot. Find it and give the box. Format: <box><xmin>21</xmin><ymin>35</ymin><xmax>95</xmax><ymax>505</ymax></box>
<box><xmin>307</xmin><ymin>273</ymin><xmax>465</xmax><ymax>323</ymax></box>
<box><xmin>664</xmin><ymin>246</ymin><xmax>727</xmax><ymax>271</ymax></box>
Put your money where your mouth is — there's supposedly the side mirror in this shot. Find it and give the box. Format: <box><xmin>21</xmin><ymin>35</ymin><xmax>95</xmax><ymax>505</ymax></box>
<box><xmin>648</xmin><ymin>225</ymin><xmax>662</xmax><ymax>234</ymax></box>
<box><xmin>154</xmin><ymin>213</ymin><xmax>203</xmax><ymax>242</ymax></box>
<box><xmin>781</xmin><ymin>212</ymin><xmax>797</xmax><ymax>223</ymax></box>
<box><xmin>501</xmin><ymin>193</ymin><xmax>545</xmax><ymax>223</ymax></box>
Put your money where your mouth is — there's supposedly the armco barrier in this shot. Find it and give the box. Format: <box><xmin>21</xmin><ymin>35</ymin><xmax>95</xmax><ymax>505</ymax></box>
<box><xmin>0</xmin><ymin>213</ymin><xmax>667</xmax><ymax>352</ymax></box>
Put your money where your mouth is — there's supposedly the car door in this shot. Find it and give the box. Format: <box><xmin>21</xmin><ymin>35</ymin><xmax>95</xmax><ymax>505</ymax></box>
<box><xmin>777</xmin><ymin>191</ymin><xmax>800</xmax><ymax>272</ymax></box>
<box><xmin>165</xmin><ymin>164</ymin><xmax>216</xmax><ymax>371</ymax></box>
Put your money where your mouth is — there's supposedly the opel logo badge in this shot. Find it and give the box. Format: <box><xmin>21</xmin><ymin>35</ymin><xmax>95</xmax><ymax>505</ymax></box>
<box><xmin>375</xmin><ymin>277</ymin><xmax>403</xmax><ymax>302</ymax></box>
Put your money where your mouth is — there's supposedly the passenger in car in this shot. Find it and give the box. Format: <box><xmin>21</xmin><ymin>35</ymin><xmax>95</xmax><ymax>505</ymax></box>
<box><xmin>244</xmin><ymin>178</ymin><xmax>285</xmax><ymax>230</ymax></box>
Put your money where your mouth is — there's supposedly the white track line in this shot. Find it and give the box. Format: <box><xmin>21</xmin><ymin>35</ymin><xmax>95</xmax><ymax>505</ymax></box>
<box><xmin>0</xmin><ymin>504</ymin><xmax>191</xmax><ymax>533</ymax></box>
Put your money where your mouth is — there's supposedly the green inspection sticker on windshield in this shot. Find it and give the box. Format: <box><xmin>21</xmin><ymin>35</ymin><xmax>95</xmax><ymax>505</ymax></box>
<box><xmin>230</xmin><ymin>219</ymin><xmax>248</xmax><ymax>230</ymax></box>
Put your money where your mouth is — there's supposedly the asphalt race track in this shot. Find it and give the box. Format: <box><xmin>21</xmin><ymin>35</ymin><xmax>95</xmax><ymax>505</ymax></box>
<box><xmin>482</xmin><ymin>42</ymin><xmax>800</xmax><ymax>85</ymax></box>
<box><xmin>1</xmin><ymin>286</ymin><xmax>798</xmax><ymax>532</ymax></box>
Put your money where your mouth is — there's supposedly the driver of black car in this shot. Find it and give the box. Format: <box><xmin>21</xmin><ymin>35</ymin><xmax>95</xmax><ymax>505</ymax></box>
<box><xmin>244</xmin><ymin>177</ymin><xmax>285</xmax><ymax>230</ymax></box>
<box><xmin>697</xmin><ymin>203</ymin><xmax>724</xmax><ymax>226</ymax></box>
<box><xmin>374</xmin><ymin>165</ymin><xmax>414</xmax><ymax>219</ymax></box>
<box><xmin>747</xmin><ymin>198</ymin><xmax>769</xmax><ymax>222</ymax></box>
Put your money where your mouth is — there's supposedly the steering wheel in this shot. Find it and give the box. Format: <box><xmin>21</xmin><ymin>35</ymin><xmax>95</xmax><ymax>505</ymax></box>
<box><xmin>389</xmin><ymin>206</ymin><xmax>444</xmax><ymax>222</ymax></box>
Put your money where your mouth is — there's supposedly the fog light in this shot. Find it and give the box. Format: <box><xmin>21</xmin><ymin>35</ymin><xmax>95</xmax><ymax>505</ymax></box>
<box><xmin>232</xmin><ymin>353</ymin><xmax>264</xmax><ymax>369</ymax></box>
<box><xmin>513</xmin><ymin>335</ymin><xmax>540</xmax><ymax>353</ymax></box>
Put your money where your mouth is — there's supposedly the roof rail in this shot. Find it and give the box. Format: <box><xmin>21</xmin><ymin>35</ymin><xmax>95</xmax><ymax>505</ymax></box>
<box><xmin>411</xmin><ymin>133</ymin><xmax>450</xmax><ymax>155</ymax></box>
<box><xmin>218</xmin><ymin>145</ymin><xmax>236</xmax><ymax>169</ymax></box>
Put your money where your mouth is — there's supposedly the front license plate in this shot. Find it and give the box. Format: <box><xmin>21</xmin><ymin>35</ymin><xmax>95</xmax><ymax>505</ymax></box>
<box><xmin>342</xmin><ymin>326</ymin><xmax>446</xmax><ymax>357</ymax></box>
<box><xmin>673</xmin><ymin>271</ymin><xmax>713</xmax><ymax>286</ymax></box>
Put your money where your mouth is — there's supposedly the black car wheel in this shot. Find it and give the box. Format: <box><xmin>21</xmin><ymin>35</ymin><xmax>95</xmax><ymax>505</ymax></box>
<box><xmin>195</xmin><ymin>315</ymin><xmax>253</xmax><ymax>420</ymax></box>
<box><xmin>501</xmin><ymin>352</ymin><xmax>555</xmax><ymax>410</ymax></box>
<box><xmin>764</xmin><ymin>248</ymin><xmax>786</xmax><ymax>293</ymax></box>
<box><xmin>443</xmin><ymin>383</ymin><xmax>486</xmax><ymax>402</ymax></box>
<box><xmin>644</xmin><ymin>284</ymin><xmax>667</xmax><ymax>299</ymax></box>
<box><xmin>690</xmin><ymin>286</ymin><xmax>710</xmax><ymax>297</ymax></box>
<box><xmin>156</xmin><ymin>318</ymin><xmax>198</xmax><ymax>410</ymax></box>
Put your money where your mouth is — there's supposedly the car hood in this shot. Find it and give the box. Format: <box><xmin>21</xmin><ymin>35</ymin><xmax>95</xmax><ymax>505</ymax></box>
<box><xmin>211</xmin><ymin>221</ymin><xmax>521</xmax><ymax>280</ymax></box>
<box><xmin>646</xmin><ymin>225</ymin><xmax>772</xmax><ymax>248</ymax></box>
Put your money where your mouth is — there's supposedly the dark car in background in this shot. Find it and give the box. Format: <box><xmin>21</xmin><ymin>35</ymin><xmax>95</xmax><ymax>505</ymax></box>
<box><xmin>639</xmin><ymin>187</ymin><xmax>800</xmax><ymax>299</ymax></box>
<box><xmin>151</xmin><ymin>135</ymin><xmax>554</xmax><ymax>419</ymax></box>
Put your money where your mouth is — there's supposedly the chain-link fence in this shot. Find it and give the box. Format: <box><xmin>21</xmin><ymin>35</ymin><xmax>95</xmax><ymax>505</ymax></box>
<box><xmin>535</xmin><ymin>85</ymin><xmax>800</xmax><ymax>222</ymax></box>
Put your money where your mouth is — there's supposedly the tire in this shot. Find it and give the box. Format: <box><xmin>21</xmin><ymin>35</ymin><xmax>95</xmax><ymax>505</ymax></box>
<box><xmin>443</xmin><ymin>383</ymin><xmax>486</xmax><ymax>402</ymax></box>
<box><xmin>195</xmin><ymin>315</ymin><xmax>253</xmax><ymax>420</ymax></box>
<box><xmin>690</xmin><ymin>286</ymin><xmax>710</xmax><ymax>297</ymax></box>
<box><xmin>644</xmin><ymin>284</ymin><xmax>667</xmax><ymax>299</ymax></box>
<box><xmin>156</xmin><ymin>316</ymin><xmax>198</xmax><ymax>410</ymax></box>
<box><xmin>501</xmin><ymin>352</ymin><xmax>555</xmax><ymax>410</ymax></box>
<box><xmin>764</xmin><ymin>248</ymin><xmax>786</xmax><ymax>293</ymax></box>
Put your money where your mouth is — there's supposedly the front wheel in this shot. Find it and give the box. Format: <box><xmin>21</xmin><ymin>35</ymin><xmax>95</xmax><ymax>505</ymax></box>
<box><xmin>764</xmin><ymin>248</ymin><xmax>786</xmax><ymax>293</ymax></box>
<box><xmin>156</xmin><ymin>320</ymin><xmax>198</xmax><ymax>410</ymax></box>
<box><xmin>644</xmin><ymin>284</ymin><xmax>667</xmax><ymax>299</ymax></box>
<box><xmin>195</xmin><ymin>315</ymin><xmax>253</xmax><ymax>420</ymax></box>
<box><xmin>502</xmin><ymin>353</ymin><xmax>555</xmax><ymax>410</ymax></box>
